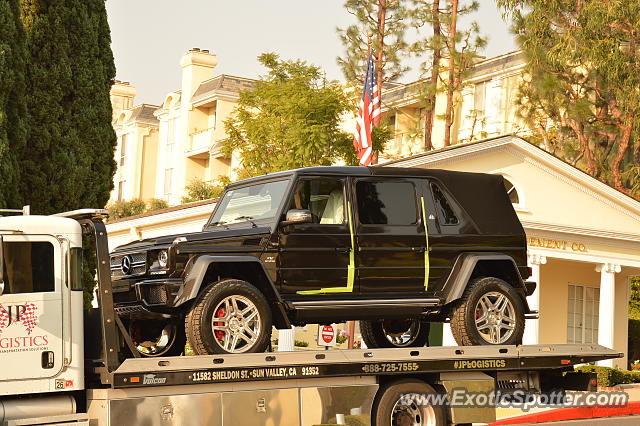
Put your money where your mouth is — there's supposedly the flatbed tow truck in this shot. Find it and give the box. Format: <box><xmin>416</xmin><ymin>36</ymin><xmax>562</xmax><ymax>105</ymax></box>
<box><xmin>0</xmin><ymin>209</ymin><xmax>622</xmax><ymax>426</ymax></box>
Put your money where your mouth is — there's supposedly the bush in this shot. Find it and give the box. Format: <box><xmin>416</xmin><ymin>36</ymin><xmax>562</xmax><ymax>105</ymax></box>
<box><xmin>181</xmin><ymin>176</ymin><xmax>230</xmax><ymax>203</ymax></box>
<box><xmin>147</xmin><ymin>198</ymin><xmax>168</xmax><ymax>212</ymax></box>
<box><xmin>576</xmin><ymin>365</ymin><xmax>640</xmax><ymax>387</ymax></box>
<box><xmin>107</xmin><ymin>198</ymin><xmax>146</xmax><ymax>220</ymax></box>
<box><xmin>294</xmin><ymin>339</ymin><xmax>309</xmax><ymax>347</ymax></box>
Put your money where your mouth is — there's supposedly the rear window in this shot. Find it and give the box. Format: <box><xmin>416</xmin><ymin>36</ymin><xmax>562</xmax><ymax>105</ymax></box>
<box><xmin>431</xmin><ymin>183</ymin><xmax>459</xmax><ymax>225</ymax></box>
<box><xmin>356</xmin><ymin>181</ymin><xmax>417</xmax><ymax>225</ymax></box>
<box><xmin>2</xmin><ymin>241</ymin><xmax>55</xmax><ymax>294</ymax></box>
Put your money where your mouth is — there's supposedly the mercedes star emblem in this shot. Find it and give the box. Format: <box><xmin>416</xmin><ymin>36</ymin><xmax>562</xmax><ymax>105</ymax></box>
<box><xmin>121</xmin><ymin>255</ymin><xmax>133</xmax><ymax>275</ymax></box>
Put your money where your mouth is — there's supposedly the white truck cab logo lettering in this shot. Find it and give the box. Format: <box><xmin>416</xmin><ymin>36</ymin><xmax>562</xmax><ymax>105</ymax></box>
<box><xmin>0</xmin><ymin>303</ymin><xmax>39</xmax><ymax>334</ymax></box>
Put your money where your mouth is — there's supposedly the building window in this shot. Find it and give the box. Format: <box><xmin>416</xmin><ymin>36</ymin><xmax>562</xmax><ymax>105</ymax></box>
<box><xmin>567</xmin><ymin>284</ymin><xmax>600</xmax><ymax>344</ymax></box>
<box><xmin>164</xmin><ymin>169</ymin><xmax>174</xmax><ymax>196</ymax></box>
<box><xmin>118</xmin><ymin>180</ymin><xmax>125</xmax><ymax>201</ymax></box>
<box><xmin>167</xmin><ymin>117</ymin><xmax>177</xmax><ymax>153</ymax></box>
<box><xmin>119</xmin><ymin>134</ymin><xmax>128</xmax><ymax>167</ymax></box>
<box><xmin>474</xmin><ymin>81</ymin><xmax>487</xmax><ymax>116</ymax></box>
<box><xmin>503</xmin><ymin>178</ymin><xmax>520</xmax><ymax>205</ymax></box>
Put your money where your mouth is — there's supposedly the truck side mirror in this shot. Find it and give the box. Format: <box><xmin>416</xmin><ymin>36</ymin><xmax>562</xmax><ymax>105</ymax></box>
<box><xmin>282</xmin><ymin>209</ymin><xmax>313</xmax><ymax>226</ymax></box>
<box><xmin>0</xmin><ymin>235</ymin><xmax>4</xmax><ymax>295</ymax></box>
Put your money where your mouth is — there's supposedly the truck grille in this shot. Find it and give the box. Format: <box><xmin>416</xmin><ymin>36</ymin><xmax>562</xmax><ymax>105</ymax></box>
<box><xmin>110</xmin><ymin>252</ymin><xmax>147</xmax><ymax>278</ymax></box>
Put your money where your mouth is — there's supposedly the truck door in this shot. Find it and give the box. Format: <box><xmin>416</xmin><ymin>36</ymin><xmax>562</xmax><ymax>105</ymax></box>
<box><xmin>0</xmin><ymin>235</ymin><xmax>65</xmax><ymax>382</ymax></box>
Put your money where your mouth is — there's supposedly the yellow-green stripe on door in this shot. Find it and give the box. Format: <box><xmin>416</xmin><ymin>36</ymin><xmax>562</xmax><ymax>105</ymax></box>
<box><xmin>421</xmin><ymin>196</ymin><xmax>430</xmax><ymax>290</ymax></box>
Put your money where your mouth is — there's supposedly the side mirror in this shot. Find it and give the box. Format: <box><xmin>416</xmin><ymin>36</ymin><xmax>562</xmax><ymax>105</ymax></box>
<box><xmin>0</xmin><ymin>235</ymin><xmax>4</xmax><ymax>295</ymax></box>
<box><xmin>282</xmin><ymin>209</ymin><xmax>313</xmax><ymax>226</ymax></box>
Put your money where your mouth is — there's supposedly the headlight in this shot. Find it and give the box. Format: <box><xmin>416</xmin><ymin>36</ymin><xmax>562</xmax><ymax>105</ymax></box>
<box><xmin>158</xmin><ymin>250</ymin><xmax>168</xmax><ymax>268</ymax></box>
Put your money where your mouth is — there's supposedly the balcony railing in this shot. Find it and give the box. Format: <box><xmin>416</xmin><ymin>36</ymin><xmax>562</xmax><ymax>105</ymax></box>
<box><xmin>187</xmin><ymin>127</ymin><xmax>215</xmax><ymax>154</ymax></box>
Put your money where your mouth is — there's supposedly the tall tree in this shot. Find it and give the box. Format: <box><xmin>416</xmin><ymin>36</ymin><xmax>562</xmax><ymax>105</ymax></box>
<box><xmin>223</xmin><ymin>53</ymin><xmax>388</xmax><ymax>178</ymax></box>
<box><xmin>338</xmin><ymin>0</ymin><xmax>409</xmax><ymax>101</ymax></box>
<box><xmin>439</xmin><ymin>0</ymin><xmax>485</xmax><ymax>146</ymax></box>
<box><xmin>409</xmin><ymin>0</ymin><xmax>444</xmax><ymax>150</ymax></box>
<box><xmin>499</xmin><ymin>0</ymin><xmax>640</xmax><ymax>197</ymax></box>
<box><xmin>0</xmin><ymin>0</ymin><xmax>27</xmax><ymax>208</ymax></box>
<box><xmin>19</xmin><ymin>0</ymin><xmax>116</xmax><ymax>214</ymax></box>
<box><xmin>20</xmin><ymin>0</ymin><xmax>117</xmax><ymax>305</ymax></box>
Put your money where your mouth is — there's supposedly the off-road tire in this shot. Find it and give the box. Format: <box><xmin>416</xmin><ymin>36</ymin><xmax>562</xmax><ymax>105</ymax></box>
<box><xmin>373</xmin><ymin>379</ymin><xmax>447</xmax><ymax>426</ymax></box>
<box><xmin>450</xmin><ymin>277</ymin><xmax>525</xmax><ymax>346</ymax></box>
<box><xmin>360</xmin><ymin>319</ymin><xmax>430</xmax><ymax>348</ymax></box>
<box><xmin>185</xmin><ymin>279</ymin><xmax>272</xmax><ymax>354</ymax></box>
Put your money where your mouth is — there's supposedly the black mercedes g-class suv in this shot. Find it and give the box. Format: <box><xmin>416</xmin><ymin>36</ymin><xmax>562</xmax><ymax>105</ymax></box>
<box><xmin>110</xmin><ymin>166</ymin><xmax>535</xmax><ymax>356</ymax></box>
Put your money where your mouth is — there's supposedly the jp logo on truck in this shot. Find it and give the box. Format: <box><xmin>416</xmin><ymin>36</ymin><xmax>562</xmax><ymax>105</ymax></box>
<box><xmin>0</xmin><ymin>303</ymin><xmax>39</xmax><ymax>334</ymax></box>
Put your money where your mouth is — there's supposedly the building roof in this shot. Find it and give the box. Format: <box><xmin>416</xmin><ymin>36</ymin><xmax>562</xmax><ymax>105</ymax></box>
<box><xmin>128</xmin><ymin>104</ymin><xmax>160</xmax><ymax>125</ymax></box>
<box><xmin>191</xmin><ymin>74</ymin><xmax>256</xmax><ymax>104</ymax></box>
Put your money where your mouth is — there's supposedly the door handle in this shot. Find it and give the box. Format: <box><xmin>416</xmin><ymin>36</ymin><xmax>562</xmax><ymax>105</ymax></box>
<box><xmin>411</xmin><ymin>247</ymin><xmax>426</xmax><ymax>254</ymax></box>
<box><xmin>335</xmin><ymin>247</ymin><xmax>351</xmax><ymax>253</ymax></box>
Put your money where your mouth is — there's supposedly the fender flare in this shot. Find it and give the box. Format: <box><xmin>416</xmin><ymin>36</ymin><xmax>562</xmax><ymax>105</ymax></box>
<box><xmin>173</xmin><ymin>255</ymin><xmax>291</xmax><ymax>328</ymax></box>
<box><xmin>442</xmin><ymin>253</ymin><xmax>529</xmax><ymax>308</ymax></box>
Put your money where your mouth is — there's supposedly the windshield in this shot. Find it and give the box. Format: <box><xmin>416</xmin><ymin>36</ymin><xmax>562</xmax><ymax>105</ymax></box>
<box><xmin>208</xmin><ymin>179</ymin><xmax>290</xmax><ymax>227</ymax></box>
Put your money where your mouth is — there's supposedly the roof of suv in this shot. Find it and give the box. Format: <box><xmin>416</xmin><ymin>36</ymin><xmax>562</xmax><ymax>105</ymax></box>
<box><xmin>227</xmin><ymin>166</ymin><xmax>489</xmax><ymax>188</ymax></box>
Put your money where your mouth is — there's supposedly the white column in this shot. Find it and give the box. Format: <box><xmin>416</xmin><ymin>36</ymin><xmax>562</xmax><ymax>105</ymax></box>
<box><xmin>277</xmin><ymin>327</ymin><xmax>295</xmax><ymax>352</ymax></box>
<box><xmin>596</xmin><ymin>263</ymin><xmax>620</xmax><ymax>367</ymax></box>
<box><xmin>442</xmin><ymin>322</ymin><xmax>457</xmax><ymax>347</ymax></box>
<box><xmin>523</xmin><ymin>255</ymin><xmax>546</xmax><ymax>345</ymax></box>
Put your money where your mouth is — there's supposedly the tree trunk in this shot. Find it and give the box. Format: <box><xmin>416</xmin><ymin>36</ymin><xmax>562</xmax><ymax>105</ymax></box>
<box><xmin>423</xmin><ymin>0</ymin><xmax>441</xmax><ymax>151</ymax></box>
<box><xmin>567</xmin><ymin>119</ymin><xmax>597</xmax><ymax>176</ymax></box>
<box><xmin>376</xmin><ymin>0</ymin><xmax>386</xmax><ymax>104</ymax></box>
<box><xmin>612</xmin><ymin>112</ymin><xmax>633</xmax><ymax>195</ymax></box>
<box><xmin>443</xmin><ymin>0</ymin><xmax>458</xmax><ymax>147</ymax></box>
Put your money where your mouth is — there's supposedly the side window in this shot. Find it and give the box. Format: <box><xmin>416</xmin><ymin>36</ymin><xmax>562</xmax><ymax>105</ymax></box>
<box><xmin>356</xmin><ymin>181</ymin><xmax>417</xmax><ymax>225</ymax></box>
<box><xmin>431</xmin><ymin>183</ymin><xmax>459</xmax><ymax>225</ymax></box>
<box><xmin>1</xmin><ymin>241</ymin><xmax>55</xmax><ymax>294</ymax></box>
<box><xmin>288</xmin><ymin>179</ymin><xmax>345</xmax><ymax>224</ymax></box>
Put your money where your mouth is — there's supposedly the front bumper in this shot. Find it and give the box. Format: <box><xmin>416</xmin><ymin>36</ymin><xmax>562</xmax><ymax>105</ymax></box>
<box><xmin>113</xmin><ymin>278</ymin><xmax>183</xmax><ymax>314</ymax></box>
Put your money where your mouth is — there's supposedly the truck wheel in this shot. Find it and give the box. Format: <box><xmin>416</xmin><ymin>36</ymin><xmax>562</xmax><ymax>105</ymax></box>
<box><xmin>360</xmin><ymin>319</ymin><xmax>430</xmax><ymax>348</ymax></box>
<box><xmin>373</xmin><ymin>379</ymin><xmax>447</xmax><ymax>426</ymax></box>
<box><xmin>450</xmin><ymin>277</ymin><xmax>525</xmax><ymax>346</ymax></box>
<box><xmin>128</xmin><ymin>317</ymin><xmax>186</xmax><ymax>357</ymax></box>
<box><xmin>185</xmin><ymin>279</ymin><xmax>272</xmax><ymax>354</ymax></box>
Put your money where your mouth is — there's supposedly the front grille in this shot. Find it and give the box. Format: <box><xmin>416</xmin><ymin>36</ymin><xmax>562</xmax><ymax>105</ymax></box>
<box><xmin>146</xmin><ymin>286</ymin><xmax>168</xmax><ymax>305</ymax></box>
<box><xmin>110</xmin><ymin>252</ymin><xmax>147</xmax><ymax>278</ymax></box>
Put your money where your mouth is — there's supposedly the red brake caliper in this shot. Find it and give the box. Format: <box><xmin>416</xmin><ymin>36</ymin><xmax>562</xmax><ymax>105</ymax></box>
<box><xmin>214</xmin><ymin>307</ymin><xmax>226</xmax><ymax>340</ymax></box>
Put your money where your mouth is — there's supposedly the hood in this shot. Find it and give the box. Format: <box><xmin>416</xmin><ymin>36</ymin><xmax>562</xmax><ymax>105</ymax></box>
<box><xmin>111</xmin><ymin>225</ymin><xmax>272</xmax><ymax>254</ymax></box>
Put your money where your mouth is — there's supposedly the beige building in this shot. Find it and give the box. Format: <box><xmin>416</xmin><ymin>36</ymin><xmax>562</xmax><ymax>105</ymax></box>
<box><xmin>109</xmin><ymin>49</ymin><xmax>255</xmax><ymax>205</ymax></box>
<box><xmin>379</xmin><ymin>51</ymin><xmax>528</xmax><ymax>161</ymax></box>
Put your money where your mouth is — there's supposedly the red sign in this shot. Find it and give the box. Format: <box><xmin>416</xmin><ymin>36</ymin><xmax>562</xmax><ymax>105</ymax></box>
<box><xmin>321</xmin><ymin>325</ymin><xmax>334</xmax><ymax>344</ymax></box>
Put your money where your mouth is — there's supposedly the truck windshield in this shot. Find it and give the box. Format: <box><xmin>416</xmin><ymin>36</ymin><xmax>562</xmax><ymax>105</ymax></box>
<box><xmin>208</xmin><ymin>179</ymin><xmax>290</xmax><ymax>227</ymax></box>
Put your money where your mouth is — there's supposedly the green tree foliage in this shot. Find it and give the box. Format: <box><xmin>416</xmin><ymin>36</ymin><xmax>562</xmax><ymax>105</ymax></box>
<box><xmin>147</xmin><ymin>198</ymin><xmax>169</xmax><ymax>211</ymax></box>
<box><xmin>498</xmin><ymin>0</ymin><xmax>640</xmax><ymax>198</ymax></box>
<box><xmin>337</xmin><ymin>0</ymin><xmax>409</xmax><ymax>98</ymax></box>
<box><xmin>19</xmin><ymin>0</ymin><xmax>116</xmax><ymax>306</ymax></box>
<box><xmin>0</xmin><ymin>0</ymin><xmax>27</xmax><ymax>208</ymax></box>
<box><xmin>181</xmin><ymin>177</ymin><xmax>230</xmax><ymax>203</ymax></box>
<box><xmin>224</xmin><ymin>53</ymin><xmax>385</xmax><ymax>177</ymax></box>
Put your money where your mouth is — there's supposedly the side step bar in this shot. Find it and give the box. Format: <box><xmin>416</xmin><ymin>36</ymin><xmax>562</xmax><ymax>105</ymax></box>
<box><xmin>288</xmin><ymin>298</ymin><xmax>441</xmax><ymax>310</ymax></box>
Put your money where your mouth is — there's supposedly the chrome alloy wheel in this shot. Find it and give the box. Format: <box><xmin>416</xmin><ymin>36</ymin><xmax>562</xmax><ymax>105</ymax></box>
<box><xmin>474</xmin><ymin>291</ymin><xmax>516</xmax><ymax>344</ymax></box>
<box><xmin>382</xmin><ymin>319</ymin><xmax>421</xmax><ymax>347</ymax></box>
<box><xmin>211</xmin><ymin>295</ymin><xmax>262</xmax><ymax>353</ymax></box>
<box><xmin>391</xmin><ymin>397</ymin><xmax>438</xmax><ymax>426</ymax></box>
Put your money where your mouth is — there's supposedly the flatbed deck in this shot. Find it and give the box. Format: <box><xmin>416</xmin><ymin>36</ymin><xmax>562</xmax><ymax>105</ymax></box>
<box><xmin>110</xmin><ymin>344</ymin><xmax>621</xmax><ymax>389</ymax></box>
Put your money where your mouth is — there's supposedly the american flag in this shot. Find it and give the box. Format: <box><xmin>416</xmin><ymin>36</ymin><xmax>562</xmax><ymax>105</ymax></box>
<box><xmin>353</xmin><ymin>52</ymin><xmax>380</xmax><ymax>166</ymax></box>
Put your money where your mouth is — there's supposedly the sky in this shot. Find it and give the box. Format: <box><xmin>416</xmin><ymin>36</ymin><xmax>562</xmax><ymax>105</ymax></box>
<box><xmin>105</xmin><ymin>1</ymin><xmax>517</xmax><ymax>106</ymax></box>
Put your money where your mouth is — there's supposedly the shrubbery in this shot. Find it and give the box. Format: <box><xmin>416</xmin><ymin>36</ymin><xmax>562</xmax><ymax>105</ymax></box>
<box><xmin>575</xmin><ymin>365</ymin><xmax>640</xmax><ymax>387</ymax></box>
<box><xmin>181</xmin><ymin>177</ymin><xmax>230</xmax><ymax>204</ymax></box>
<box><xmin>107</xmin><ymin>198</ymin><xmax>169</xmax><ymax>221</ymax></box>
